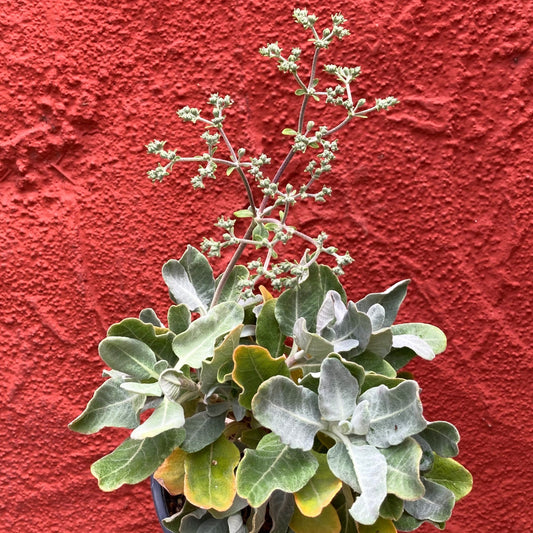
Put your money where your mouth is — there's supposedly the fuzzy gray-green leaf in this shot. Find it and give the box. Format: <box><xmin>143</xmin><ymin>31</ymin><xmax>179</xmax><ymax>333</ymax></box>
<box><xmin>179</xmin><ymin>245</ymin><xmax>216</xmax><ymax>308</ymax></box>
<box><xmin>318</xmin><ymin>357</ymin><xmax>359</xmax><ymax>422</ymax></box>
<box><xmin>91</xmin><ymin>429</ymin><xmax>185</xmax><ymax>491</ymax></box>
<box><xmin>236</xmin><ymin>433</ymin><xmax>318</xmax><ymax>507</ymax></box>
<box><xmin>356</xmin><ymin>280</ymin><xmax>410</xmax><ymax>328</ymax></box>
<box><xmin>379</xmin><ymin>438</ymin><xmax>425</xmax><ymax>500</ymax></box>
<box><xmin>131</xmin><ymin>396</ymin><xmax>185</xmax><ymax>439</ymax></box>
<box><xmin>419</xmin><ymin>421</ymin><xmax>460</xmax><ymax>458</ymax></box>
<box><xmin>252</xmin><ymin>376</ymin><xmax>323</xmax><ymax>451</ymax></box>
<box><xmin>256</xmin><ymin>299</ymin><xmax>285</xmax><ymax>357</ymax></box>
<box><xmin>327</xmin><ymin>438</ymin><xmax>387</xmax><ymax>525</ymax></box>
<box><xmin>392</xmin><ymin>323</ymin><xmax>447</xmax><ymax>356</ymax></box>
<box><xmin>173</xmin><ymin>302</ymin><xmax>244</xmax><ymax>369</ymax></box>
<box><xmin>167</xmin><ymin>304</ymin><xmax>191</xmax><ymax>335</ymax></box>
<box><xmin>180</xmin><ymin>411</ymin><xmax>227</xmax><ymax>453</ymax></box>
<box><xmin>98</xmin><ymin>336</ymin><xmax>159</xmax><ymax>380</ymax></box>
<box><xmin>359</xmin><ymin>381</ymin><xmax>427</xmax><ymax>448</ymax></box>
<box><xmin>276</xmin><ymin>263</ymin><xmax>345</xmax><ymax>336</ymax></box>
<box><xmin>69</xmin><ymin>377</ymin><xmax>145</xmax><ymax>434</ymax></box>
<box><xmin>215</xmin><ymin>265</ymin><xmax>250</xmax><ymax>304</ymax></box>
<box><xmin>162</xmin><ymin>259</ymin><xmax>206</xmax><ymax>313</ymax></box>
<box><xmin>403</xmin><ymin>478</ymin><xmax>455</xmax><ymax>523</ymax></box>
<box><xmin>107</xmin><ymin>318</ymin><xmax>176</xmax><ymax>366</ymax></box>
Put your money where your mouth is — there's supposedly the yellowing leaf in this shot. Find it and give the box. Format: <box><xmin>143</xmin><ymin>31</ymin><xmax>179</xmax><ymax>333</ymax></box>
<box><xmin>425</xmin><ymin>455</ymin><xmax>473</xmax><ymax>501</ymax></box>
<box><xmin>357</xmin><ymin>517</ymin><xmax>397</xmax><ymax>533</ymax></box>
<box><xmin>184</xmin><ymin>436</ymin><xmax>240</xmax><ymax>512</ymax></box>
<box><xmin>295</xmin><ymin>452</ymin><xmax>342</xmax><ymax>517</ymax></box>
<box><xmin>259</xmin><ymin>286</ymin><xmax>274</xmax><ymax>301</ymax></box>
<box><xmin>232</xmin><ymin>345</ymin><xmax>290</xmax><ymax>409</ymax></box>
<box><xmin>153</xmin><ymin>447</ymin><xmax>188</xmax><ymax>495</ymax></box>
<box><xmin>290</xmin><ymin>503</ymin><xmax>341</xmax><ymax>533</ymax></box>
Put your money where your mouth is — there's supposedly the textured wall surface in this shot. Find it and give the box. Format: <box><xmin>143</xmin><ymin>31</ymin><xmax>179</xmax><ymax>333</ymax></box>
<box><xmin>1</xmin><ymin>0</ymin><xmax>531</xmax><ymax>531</ymax></box>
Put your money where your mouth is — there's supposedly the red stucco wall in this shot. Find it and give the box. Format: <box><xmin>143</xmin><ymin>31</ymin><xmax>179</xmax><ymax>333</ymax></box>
<box><xmin>1</xmin><ymin>0</ymin><xmax>531</xmax><ymax>531</ymax></box>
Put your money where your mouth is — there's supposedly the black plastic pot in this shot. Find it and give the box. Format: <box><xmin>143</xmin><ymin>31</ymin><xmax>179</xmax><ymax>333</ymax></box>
<box><xmin>151</xmin><ymin>476</ymin><xmax>173</xmax><ymax>533</ymax></box>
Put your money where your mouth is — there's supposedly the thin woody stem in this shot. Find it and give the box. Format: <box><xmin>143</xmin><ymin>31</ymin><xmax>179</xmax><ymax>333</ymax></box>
<box><xmin>210</xmin><ymin>222</ymin><xmax>255</xmax><ymax>309</ymax></box>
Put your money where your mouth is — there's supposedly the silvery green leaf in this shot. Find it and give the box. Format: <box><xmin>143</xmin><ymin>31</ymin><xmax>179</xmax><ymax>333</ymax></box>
<box><xmin>392</xmin><ymin>334</ymin><xmax>435</xmax><ymax>360</ymax></box>
<box><xmin>318</xmin><ymin>357</ymin><xmax>359</xmax><ymax>422</ymax></box>
<box><xmin>293</xmin><ymin>317</ymin><xmax>334</xmax><ymax>357</ymax></box>
<box><xmin>161</xmin><ymin>500</ymin><xmax>199</xmax><ymax>533</ymax></box>
<box><xmin>102</xmin><ymin>369</ymin><xmax>128</xmax><ymax>379</ymax></box>
<box><xmin>162</xmin><ymin>259</ymin><xmax>207</xmax><ymax>314</ymax></box>
<box><xmin>173</xmin><ymin>302</ymin><xmax>244</xmax><ymax>369</ymax></box>
<box><xmin>206</xmin><ymin>401</ymin><xmax>231</xmax><ymax>417</ymax></box>
<box><xmin>269</xmin><ymin>491</ymin><xmax>295</xmax><ymax>533</ymax></box>
<box><xmin>180</xmin><ymin>411</ymin><xmax>227</xmax><ymax>453</ymax></box>
<box><xmin>154</xmin><ymin>360</ymin><xmax>169</xmax><ymax>374</ymax></box>
<box><xmin>107</xmin><ymin>318</ymin><xmax>177</xmax><ymax>366</ymax></box>
<box><xmin>236</xmin><ymin>433</ymin><xmax>318</xmax><ymax>507</ymax></box>
<box><xmin>349</xmin><ymin>400</ymin><xmax>370</xmax><ymax>435</ymax></box>
<box><xmin>120</xmin><ymin>381</ymin><xmax>162</xmax><ymax>397</ymax></box>
<box><xmin>327</xmin><ymin>438</ymin><xmax>387</xmax><ymax>525</ymax></box>
<box><xmin>276</xmin><ymin>263</ymin><xmax>345</xmax><ymax>336</ymax></box>
<box><xmin>355</xmin><ymin>280</ymin><xmax>410</xmax><ymax>328</ymax></box>
<box><xmin>359</xmin><ymin>381</ymin><xmax>427</xmax><ymax>448</ymax></box>
<box><xmin>360</xmin><ymin>374</ymin><xmax>405</xmax><ymax>394</ymax></box>
<box><xmin>392</xmin><ymin>323</ymin><xmax>447</xmax><ymax>356</ymax></box>
<box><xmin>367</xmin><ymin>303</ymin><xmax>386</xmax><ymax>330</ymax></box>
<box><xmin>353</xmin><ymin>352</ymin><xmax>397</xmax><ymax>377</ymax></box>
<box><xmin>232</xmin><ymin>399</ymin><xmax>246</xmax><ymax>421</ymax></box>
<box><xmin>419</xmin><ymin>421</ymin><xmax>460</xmax><ymax>458</ymax></box>
<box><xmin>316</xmin><ymin>290</ymin><xmax>348</xmax><ymax>334</ymax></box>
<box><xmin>333</xmin><ymin>339</ymin><xmax>360</xmax><ymax>352</ymax></box>
<box><xmin>384</xmin><ymin>347</ymin><xmax>417</xmax><ymax>371</ymax></box>
<box><xmin>394</xmin><ymin>512</ymin><xmax>446</xmax><ymax>531</ymax></box>
<box><xmin>328</xmin><ymin>354</ymin><xmax>366</xmax><ymax>387</ymax></box>
<box><xmin>404</xmin><ymin>479</ymin><xmax>455</xmax><ymax>523</ymax></box>
<box><xmin>90</xmin><ymin>429</ymin><xmax>185</xmax><ymax>491</ymax></box>
<box><xmin>200</xmin><ymin>324</ymin><xmax>243</xmax><ymax>394</ymax></box>
<box><xmin>167</xmin><ymin>304</ymin><xmax>191</xmax><ymax>334</ymax></box>
<box><xmin>131</xmin><ymin>396</ymin><xmax>185</xmax><ymax>439</ymax></box>
<box><xmin>69</xmin><ymin>377</ymin><xmax>145</xmax><ymax>434</ymax></box>
<box><xmin>379</xmin><ymin>438</ymin><xmax>425</xmax><ymax>500</ymax></box>
<box><xmin>327</xmin><ymin>302</ymin><xmax>372</xmax><ymax>356</ymax></box>
<box><xmin>252</xmin><ymin>376</ymin><xmax>324</xmax><ymax>451</ymax></box>
<box><xmin>379</xmin><ymin>494</ymin><xmax>404</xmax><ymax>521</ymax></box>
<box><xmin>99</xmin><ymin>336</ymin><xmax>159</xmax><ymax>380</ymax></box>
<box><xmin>256</xmin><ymin>299</ymin><xmax>285</xmax><ymax>357</ymax></box>
<box><xmin>215</xmin><ymin>265</ymin><xmax>250</xmax><ymax>304</ymax></box>
<box><xmin>424</xmin><ymin>455</ymin><xmax>473</xmax><ymax>502</ymax></box>
<box><xmin>365</xmin><ymin>328</ymin><xmax>393</xmax><ymax>358</ymax></box>
<box><xmin>180</xmin><ymin>514</ymin><xmax>229</xmax><ymax>533</ymax></box>
<box><xmin>159</xmin><ymin>368</ymin><xmax>187</xmax><ymax>402</ymax></box>
<box><xmin>228</xmin><ymin>513</ymin><xmax>247</xmax><ymax>533</ymax></box>
<box><xmin>413</xmin><ymin>435</ymin><xmax>435</xmax><ymax>472</ymax></box>
<box><xmin>139</xmin><ymin>308</ymin><xmax>163</xmax><ymax>327</ymax></box>
<box><xmin>179</xmin><ymin>245</ymin><xmax>216</xmax><ymax>309</ymax></box>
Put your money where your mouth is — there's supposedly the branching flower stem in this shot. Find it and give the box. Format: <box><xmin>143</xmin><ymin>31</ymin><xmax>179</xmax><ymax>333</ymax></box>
<box><xmin>218</xmin><ymin>126</ymin><xmax>258</xmax><ymax>216</ymax></box>
<box><xmin>297</xmin><ymin>46</ymin><xmax>321</xmax><ymax>133</ymax></box>
<box><xmin>149</xmin><ymin>9</ymin><xmax>398</xmax><ymax>305</ymax></box>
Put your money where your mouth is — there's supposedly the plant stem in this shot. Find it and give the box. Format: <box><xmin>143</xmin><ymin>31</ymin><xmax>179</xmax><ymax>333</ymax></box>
<box><xmin>210</xmin><ymin>222</ymin><xmax>255</xmax><ymax>308</ymax></box>
<box><xmin>298</xmin><ymin>46</ymin><xmax>321</xmax><ymax>133</ymax></box>
<box><xmin>218</xmin><ymin>126</ymin><xmax>257</xmax><ymax>216</ymax></box>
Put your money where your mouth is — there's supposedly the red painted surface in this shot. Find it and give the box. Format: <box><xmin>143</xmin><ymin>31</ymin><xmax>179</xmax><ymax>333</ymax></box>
<box><xmin>0</xmin><ymin>0</ymin><xmax>531</xmax><ymax>531</ymax></box>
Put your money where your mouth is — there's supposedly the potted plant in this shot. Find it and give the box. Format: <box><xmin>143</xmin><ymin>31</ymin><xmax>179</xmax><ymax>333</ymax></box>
<box><xmin>69</xmin><ymin>8</ymin><xmax>472</xmax><ymax>533</ymax></box>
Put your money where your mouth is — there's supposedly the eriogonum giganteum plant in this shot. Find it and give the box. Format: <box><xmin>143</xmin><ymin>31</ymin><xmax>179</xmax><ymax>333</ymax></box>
<box><xmin>70</xmin><ymin>9</ymin><xmax>472</xmax><ymax>533</ymax></box>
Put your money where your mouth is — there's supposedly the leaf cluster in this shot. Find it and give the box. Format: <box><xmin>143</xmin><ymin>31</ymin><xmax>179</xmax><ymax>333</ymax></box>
<box><xmin>70</xmin><ymin>248</ymin><xmax>472</xmax><ymax>532</ymax></box>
